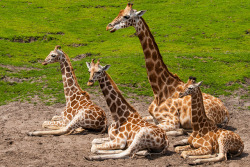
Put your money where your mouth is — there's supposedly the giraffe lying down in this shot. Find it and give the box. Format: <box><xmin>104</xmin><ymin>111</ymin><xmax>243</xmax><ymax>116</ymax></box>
<box><xmin>85</xmin><ymin>59</ymin><xmax>169</xmax><ymax>160</ymax></box>
<box><xmin>28</xmin><ymin>46</ymin><xmax>107</xmax><ymax>136</ymax></box>
<box><xmin>175</xmin><ymin>77</ymin><xmax>244</xmax><ymax>164</ymax></box>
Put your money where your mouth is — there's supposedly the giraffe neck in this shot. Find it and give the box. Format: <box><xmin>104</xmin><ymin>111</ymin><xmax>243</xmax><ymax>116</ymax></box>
<box><xmin>134</xmin><ymin>18</ymin><xmax>184</xmax><ymax>103</ymax></box>
<box><xmin>98</xmin><ymin>72</ymin><xmax>140</xmax><ymax>122</ymax></box>
<box><xmin>190</xmin><ymin>88</ymin><xmax>210</xmax><ymax>131</ymax></box>
<box><xmin>59</xmin><ymin>52</ymin><xmax>84</xmax><ymax>104</ymax></box>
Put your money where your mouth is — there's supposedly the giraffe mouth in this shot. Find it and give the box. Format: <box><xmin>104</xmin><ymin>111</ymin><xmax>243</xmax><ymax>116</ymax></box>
<box><xmin>106</xmin><ymin>25</ymin><xmax>116</xmax><ymax>33</ymax></box>
<box><xmin>87</xmin><ymin>81</ymin><xmax>94</xmax><ymax>86</ymax></box>
<box><xmin>110</xmin><ymin>27</ymin><xmax>116</xmax><ymax>33</ymax></box>
<box><xmin>42</xmin><ymin>62</ymin><xmax>48</xmax><ymax>65</ymax></box>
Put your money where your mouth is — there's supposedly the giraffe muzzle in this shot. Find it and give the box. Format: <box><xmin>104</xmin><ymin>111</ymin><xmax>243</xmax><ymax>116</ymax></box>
<box><xmin>87</xmin><ymin>80</ymin><xmax>94</xmax><ymax>86</ymax></box>
<box><xmin>106</xmin><ymin>24</ymin><xmax>113</xmax><ymax>31</ymax></box>
<box><xmin>42</xmin><ymin>61</ymin><xmax>48</xmax><ymax>65</ymax></box>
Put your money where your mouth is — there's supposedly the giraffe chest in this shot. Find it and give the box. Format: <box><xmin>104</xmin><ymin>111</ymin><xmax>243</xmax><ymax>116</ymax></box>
<box><xmin>189</xmin><ymin>131</ymin><xmax>219</xmax><ymax>152</ymax></box>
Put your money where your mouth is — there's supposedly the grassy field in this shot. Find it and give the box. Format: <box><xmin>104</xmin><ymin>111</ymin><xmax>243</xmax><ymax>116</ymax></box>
<box><xmin>0</xmin><ymin>0</ymin><xmax>249</xmax><ymax>105</ymax></box>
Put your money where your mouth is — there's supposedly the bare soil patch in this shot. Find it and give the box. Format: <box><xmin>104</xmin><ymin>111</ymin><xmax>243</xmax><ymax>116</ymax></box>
<box><xmin>0</xmin><ymin>64</ymin><xmax>41</xmax><ymax>72</ymax></box>
<box><xmin>0</xmin><ymin>88</ymin><xmax>249</xmax><ymax>167</ymax></box>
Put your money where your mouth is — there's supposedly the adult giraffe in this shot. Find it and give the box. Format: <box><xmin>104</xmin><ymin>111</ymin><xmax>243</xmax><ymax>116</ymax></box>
<box><xmin>106</xmin><ymin>3</ymin><xmax>229</xmax><ymax>135</ymax></box>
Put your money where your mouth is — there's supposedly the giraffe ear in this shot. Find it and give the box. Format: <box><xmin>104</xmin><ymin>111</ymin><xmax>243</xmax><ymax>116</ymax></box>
<box><xmin>102</xmin><ymin>65</ymin><xmax>111</xmax><ymax>71</ymax></box>
<box><xmin>196</xmin><ymin>81</ymin><xmax>203</xmax><ymax>87</ymax></box>
<box><xmin>135</xmin><ymin>10</ymin><xmax>146</xmax><ymax>17</ymax></box>
<box><xmin>86</xmin><ymin>62</ymin><xmax>91</xmax><ymax>69</ymax></box>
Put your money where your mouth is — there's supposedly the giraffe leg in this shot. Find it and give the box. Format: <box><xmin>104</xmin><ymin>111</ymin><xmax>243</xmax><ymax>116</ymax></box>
<box><xmin>28</xmin><ymin>126</ymin><xmax>71</xmax><ymax>136</ymax></box>
<box><xmin>142</xmin><ymin>116</ymin><xmax>154</xmax><ymax>122</ymax></box>
<box><xmin>86</xmin><ymin>128</ymin><xmax>146</xmax><ymax>160</ymax></box>
<box><xmin>181</xmin><ymin>146</ymin><xmax>212</xmax><ymax>159</ymax></box>
<box><xmin>51</xmin><ymin>115</ymin><xmax>62</xmax><ymax>121</ymax></box>
<box><xmin>86</xmin><ymin>127</ymin><xmax>168</xmax><ymax>160</ymax></box>
<box><xmin>165</xmin><ymin>129</ymin><xmax>188</xmax><ymax>136</ymax></box>
<box><xmin>191</xmin><ymin>153</ymin><xmax>226</xmax><ymax>165</ymax></box>
<box><xmin>175</xmin><ymin>145</ymin><xmax>192</xmax><ymax>153</ymax></box>
<box><xmin>157</xmin><ymin>119</ymin><xmax>188</xmax><ymax>136</ymax></box>
<box><xmin>28</xmin><ymin>113</ymin><xmax>81</xmax><ymax>136</ymax></box>
<box><xmin>42</xmin><ymin>120</ymin><xmax>65</xmax><ymax>130</ymax></box>
<box><xmin>173</xmin><ymin>139</ymin><xmax>189</xmax><ymax>147</ymax></box>
<box><xmin>91</xmin><ymin>138</ymin><xmax>127</xmax><ymax>154</ymax></box>
<box><xmin>92</xmin><ymin>138</ymin><xmax>110</xmax><ymax>145</ymax></box>
<box><xmin>188</xmin><ymin>154</ymin><xmax>217</xmax><ymax>159</ymax></box>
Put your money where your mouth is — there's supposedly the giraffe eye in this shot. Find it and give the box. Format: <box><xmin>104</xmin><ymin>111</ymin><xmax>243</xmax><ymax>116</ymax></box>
<box><xmin>123</xmin><ymin>15</ymin><xmax>130</xmax><ymax>19</ymax></box>
<box><xmin>51</xmin><ymin>54</ymin><xmax>56</xmax><ymax>57</ymax></box>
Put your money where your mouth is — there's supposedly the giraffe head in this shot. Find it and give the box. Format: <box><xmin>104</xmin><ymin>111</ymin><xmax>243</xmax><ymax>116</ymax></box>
<box><xmin>179</xmin><ymin>76</ymin><xmax>203</xmax><ymax>98</ymax></box>
<box><xmin>106</xmin><ymin>3</ymin><xmax>146</xmax><ymax>32</ymax></box>
<box><xmin>86</xmin><ymin>59</ymin><xmax>111</xmax><ymax>86</ymax></box>
<box><xmin>42</xmin><ymin>45</ymin><xmax>63</xmax><ymax>65</ymax></box>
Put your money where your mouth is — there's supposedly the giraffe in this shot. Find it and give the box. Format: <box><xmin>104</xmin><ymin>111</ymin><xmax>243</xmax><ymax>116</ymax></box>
<box><xmin>106</xmin><ymin>3</ymin><xmax>229</xmax><ymax>135</ymax></box>
<box><xmin>84</xmin><ymin>59</ymin><xmax>169</xmax><ymax>160</ymax></box>
<box><xmin>175</xmin><ymin>77</ymin><xmax>244</xmax><ymax>164</ymax></box>
<box><xmin>28</xmin><ymin>46</ymin><xmax>107</xmax><ymax>136</ymax></box>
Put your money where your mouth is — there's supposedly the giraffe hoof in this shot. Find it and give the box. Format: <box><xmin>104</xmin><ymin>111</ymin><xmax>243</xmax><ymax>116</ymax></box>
<box><xmin>91</xmin><ymin>144</ymin><xmax>98</xmax><ymax>154</ymax></box>
<box><xmin>188</xmin><ymin>161</ymin><xmax>198</xmax><ymax>166</ymax></box>
<box><xmin>174</xmin><ymin>147</ymin><xmax>180</xmax><ymax>153</ymax></box>
<box><xmin>181</xmin><ymin>151</ymin><xmax>189</xmax><ymax>159</ymax></box>
<box><xmin>27</xmin><ymin>132</ymin><xmax>33</xmax><ymax>136</ymax></box>
<box><xmin>84</xmin><ymin>156</ymin><xmax>93</xmax><ymax>161</ymax></box>
<box><xmin>189</xmin><ymin>159</ymin><xmax>200</xmax><ymax>165</ymax></box>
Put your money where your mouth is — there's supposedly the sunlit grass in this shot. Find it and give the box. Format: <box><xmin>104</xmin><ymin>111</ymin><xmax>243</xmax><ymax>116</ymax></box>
<box><xmin>0</xmin><ymin>0</ymin><xmax>249</xmax><ymax>105</ymax></box>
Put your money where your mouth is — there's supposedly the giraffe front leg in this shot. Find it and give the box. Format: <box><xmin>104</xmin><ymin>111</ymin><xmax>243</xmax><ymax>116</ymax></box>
<box><xmin>191</xmin><ymin>153</ymin><xmax>226</xmax><ymax>165</ymax></box>
<box><xmin>91</xmin><ymin>138</ymin><xmax>127</xmax><ymax>154</ymax></box>
<box><xmin>92</xmin><ymin>137</ymin><xmax>110</xmax><ymax>145</ymax></box>
<box><xmin>51</xmin><ymin>115</ymin><xmax>62</xmax><ymax>121</ymax></box>
<box><xmin>157</xmin><ymin>120</ymin><xmax>187</xmax><ymax>136</ymax></box>
<box><xmin>175</xmin><ymin>145</ymin><xmax>192</xmax><ymax>153</ymax></box>
<box><xmin>142</xmin><ymin>116</ymin><xmax>153</xmax><ymax>122</ymax></box>
<box><xmin>174</xmin><ymin>139</ymin><xmax>189</xmax><ymax>147</ymax></box>
<box><xmin>42</xmin><ymin>120</ymin><xmax>66</xmax><ymax>130</ymax></box>
<box><xmin>181</xmin><ymin>146</ymin><xmax>212</xmax><ymax>159</ymax></box>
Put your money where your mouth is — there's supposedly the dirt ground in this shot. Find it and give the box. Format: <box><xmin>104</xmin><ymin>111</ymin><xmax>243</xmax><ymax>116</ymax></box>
<box><xmin>0</xmin><ymin>87</ymin><xmax>249</xmax><ymax>167</ymax></box>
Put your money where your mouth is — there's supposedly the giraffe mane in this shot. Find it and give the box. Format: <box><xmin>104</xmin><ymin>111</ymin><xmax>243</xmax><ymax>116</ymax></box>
<box><xmin>140</xmin><ymin>18</ymin><xmax>184</xmax><ymax>84</ymax></box>
<box><xmin>104</xmin><ymin>71</ymin><xmax>137</xmax><ymax>113</ymax></box>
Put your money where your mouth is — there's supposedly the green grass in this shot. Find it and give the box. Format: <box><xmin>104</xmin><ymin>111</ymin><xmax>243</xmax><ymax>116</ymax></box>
<box><xmin>0</xmin><ymin>0</ymin><xmax>249</xmax><ymax>105</ymax></box>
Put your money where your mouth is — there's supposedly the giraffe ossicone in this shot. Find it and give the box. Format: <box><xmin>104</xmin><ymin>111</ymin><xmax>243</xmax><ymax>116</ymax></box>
<box><xmin>107</xmin><ymin>3</ymin><xmax>229</xmax><ymax>135</ymax></box>
<box><xmin>27</xmin><ymin>46</ymin><xmax>107</xmax><ymax>136</ymax></box>
<box><xmin>175</xmin><ymin>78</ymin><xmax>244</xmax><ymax>164</ymax></box>
<box><xmin>85</xmin><ymin>59</ymin><xmax>169</xmax><ymax>160</ymax></box>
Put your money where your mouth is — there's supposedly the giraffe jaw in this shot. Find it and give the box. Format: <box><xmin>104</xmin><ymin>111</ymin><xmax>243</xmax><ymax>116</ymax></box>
<box><xmin>110</xmin><ymin>27</ymin><xmax>116</xmax><ymax>33</ymax></box>
<box><xmin>106</xmin><ymin>26</ymin><xmax>116</xmax><ymax>33</ymax></box>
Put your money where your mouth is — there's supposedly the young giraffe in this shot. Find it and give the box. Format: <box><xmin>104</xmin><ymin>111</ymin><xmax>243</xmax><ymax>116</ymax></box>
<box><xmin>106</xmin><ymin>3</ymin><xmax>229</xmax><ymax>135</ymax></box>
<box><xmin>175</xmin><ymin>77</ymin><xmax>244</xmax><ymax>164</ymax></box>
<box><xmin>84</xmin><ymin>59</ymin><xmax>168</xmax><ymax>160</ymax></box>
<box><xmin>28</xmin><ymin>46</ymin><xmax>107</xmax><ymax>136</ymax></box>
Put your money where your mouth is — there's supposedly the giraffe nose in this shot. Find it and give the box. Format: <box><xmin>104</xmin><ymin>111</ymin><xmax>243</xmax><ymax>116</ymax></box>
<box><xmin>106</xmin><ymin>23</ymin><xmax>113</xmax><ymax>31</ymax></box>
<box><xmin>87</xmin><ymin>80</ymin><xmax>94</xmax><ymax>86</ymax></box>
<box><xmin>42</xmin><ymin>61</ymin><xmax>48</xmax><ymax>65</ymax></box>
